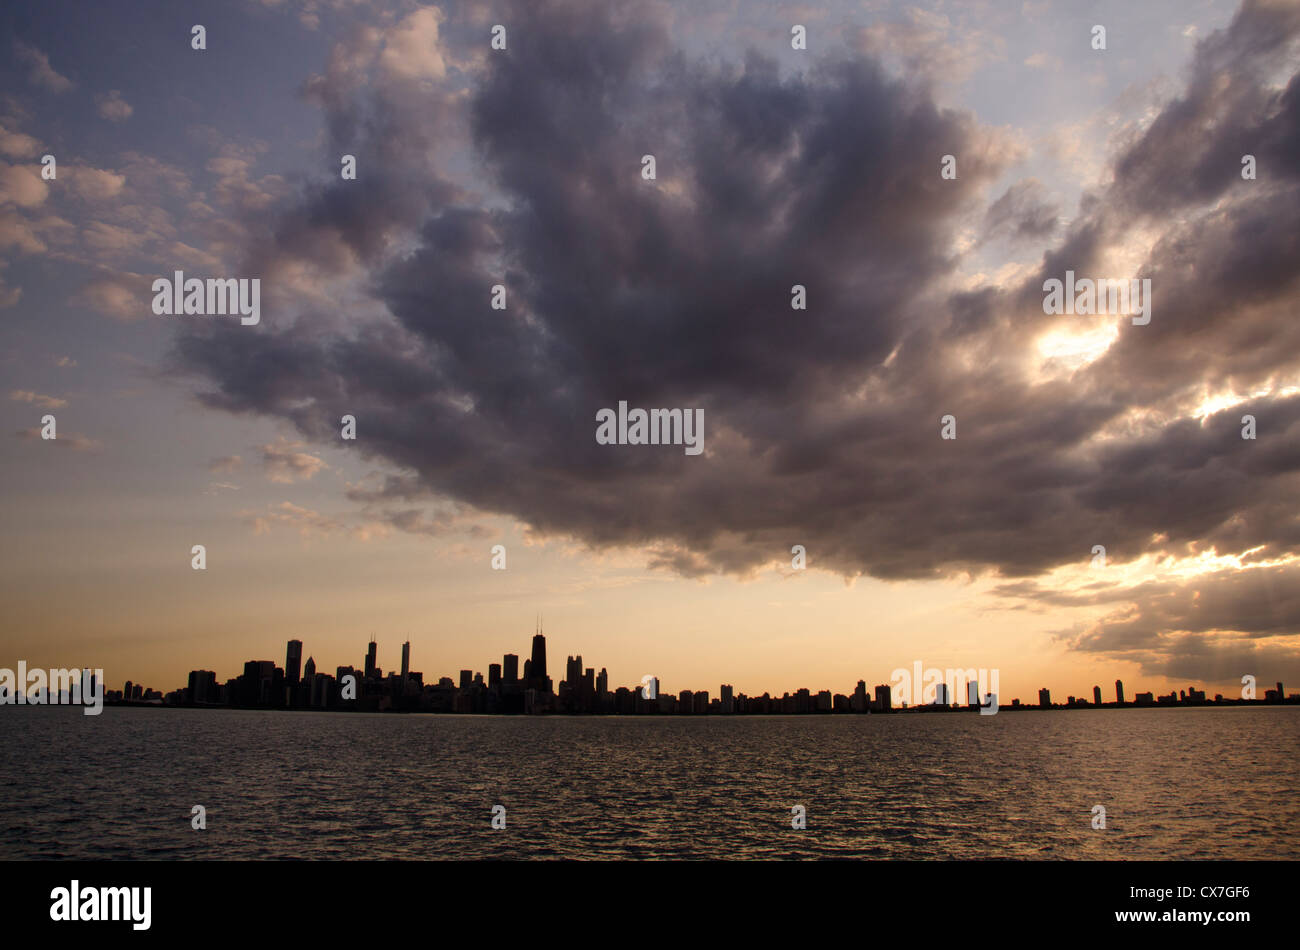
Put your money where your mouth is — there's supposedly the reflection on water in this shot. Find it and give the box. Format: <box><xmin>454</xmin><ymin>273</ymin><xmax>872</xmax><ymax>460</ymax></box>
<box><xmin>3</xmin><ymin>706</ymin><xmax>1296</xmax><ymax>859</ymax></box>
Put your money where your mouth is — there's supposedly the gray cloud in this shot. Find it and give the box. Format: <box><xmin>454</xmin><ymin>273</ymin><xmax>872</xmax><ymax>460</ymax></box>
<box><xmin>1060</xmin><ymin>562</ymin><xmax>1300</xmax><ymax>685</ymax></box>
<box><xmin>171</xmin><ymin>0</ymin><xmax>1300</xmax><ymax>630</ymax></box>
<box><xmin>13</xmin><ymin>42</ymin><xmax>74</xmax><ymax>94</ymax></box>
<box><xmin>983</xmin><ymin>178</ymin><xmax>1058</xmax><ymax>241</ymax></box>
<box><xmin>94</xmin><ymin>89</ymin><xmax>132</xmax><ymax>122</ymax></box>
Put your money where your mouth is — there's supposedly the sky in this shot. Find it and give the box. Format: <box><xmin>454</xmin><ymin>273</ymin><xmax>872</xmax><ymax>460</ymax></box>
<box><xmin>1</xmin><ymin>0</ymin><xmax>1298</xmax><ymax>704</ymax></box>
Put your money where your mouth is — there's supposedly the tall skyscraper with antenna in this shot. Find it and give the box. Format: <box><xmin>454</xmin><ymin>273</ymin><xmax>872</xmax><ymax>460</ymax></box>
<box><xmin>529</xmin><ymin>618</ymin><xmax>551</xmax><ymax>693</ymax></box>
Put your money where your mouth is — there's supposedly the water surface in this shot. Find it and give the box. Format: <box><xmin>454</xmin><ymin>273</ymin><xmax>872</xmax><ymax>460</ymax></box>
<box><xmin>3</xmin><ymin>706</ymin><xmax>1296</xmax><ymax>859</ymax></box>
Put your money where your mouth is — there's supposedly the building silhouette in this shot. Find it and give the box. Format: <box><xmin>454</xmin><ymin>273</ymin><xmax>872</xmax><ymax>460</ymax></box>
<box><xmin>108</xmin><ymin>623</ymin><xmax>1298</xmax><ymax>717</ymax></box>
<box><xmin>187</xmin><ymin>670</ymin><xmax>217</xmax><ymax>704</ymax></box>
<box><xmin>285</xmin><ymin>640</ymin><xmax>303</xmax><ymax>686</ymax></box>
<box><xmin>529</xmin><ymin>631</ymin><xmax>551</xmax><ymax>693</ymax></box>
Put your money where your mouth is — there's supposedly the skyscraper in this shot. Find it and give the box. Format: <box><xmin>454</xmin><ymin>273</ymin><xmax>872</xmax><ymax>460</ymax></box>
<box><xmin>1093</xmin><ymin>685</ymin><xmax>1102</xmax><ymax>705</ymax></box>
<box><xmin>365</xmin><ymin>639</ymin><xmax>377</xmax><ymax>679</ymax></box>
<box><xmin>285</xmin><ymin>640</ymin><xmax>303</xmax><ymax>686</ymax></box>
<box><xmin>187</xmin><ymin>670</ymin><xmax>217</xmax><ymax>704</ymax></box>
<box><xmin>1038</xmin><ymin>688</ymin><xmax>1052</xmax><ymax>708</ymax></box>
<box><xmin>531</xmin><ymin>633</ymin><xmax>548</xmax><ymax>682</ymax></box>
<box><xmin>401</xmin><ymin>641</ymin><xmax>410</xmax><ymax>680</ymax></box>
<box><xmin>530</xmin><ymin>633</ymin><xmax>550</xmax><ymax>692</ymax></box>
<box><xmin>241</xmin><ymin>660</ymin><xmax>276</xmax><ymax>706</ymax></box>
<box><xmin>503</xmin><ymin>654</ymin><xmax>519</xmax><ymax>684</ymax></box>
<box><xmin>1115</xmin><ymin>679</ymin><xmax>1125</xmax><ymax>704</ymax></box>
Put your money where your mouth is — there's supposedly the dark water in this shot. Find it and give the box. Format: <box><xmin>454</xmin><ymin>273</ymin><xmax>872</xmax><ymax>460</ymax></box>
<box><xmin>2</xmin><ymin>706</ymin><xmax>1296</xmax><ymax>859</ymax></box>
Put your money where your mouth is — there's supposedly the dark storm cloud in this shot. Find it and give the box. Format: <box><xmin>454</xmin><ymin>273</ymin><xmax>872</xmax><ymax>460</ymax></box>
<box><xmin>174</xmin><ymin>0</ymin><xmax>1300</xmax><ymax>608</ymax></box>
<box><xmin>1071</xmin><ymin>563</ymin><xmax>1300</xmax><ymax>644</ymax></box>
<box><xmin>1048</xmin><ymin>561</ymin><xmax>1300</xmax><ymax>685</ymax></box>
<box><xmin>1110</xmin><ymin>0</ymin><xmax>1300</xmax><ymax>215</ymax></box>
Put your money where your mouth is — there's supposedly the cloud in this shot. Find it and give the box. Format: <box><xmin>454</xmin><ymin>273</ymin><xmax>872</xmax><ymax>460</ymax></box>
<box><xmin>170</xmin><ymin>0</ymin><xmax>1300</xmax><ymax>619</ymax></box>
<box><xmin>0</xmin><ymin>208</ymin><xmax>46</xmax><ymax>254</ymax></box>
<box><xmin>372</xmin><ymin>506</ymin><xmax>489</xmax><ymax>538</ymax></box>
<box><xmin>66</xmin><ymin>165</ymin><xmax>127</xmax><ymax>201</ymax></box>
<box><xmin>243</xmin><ymin>501</ymin><xmax>341</xmax><ymax>536</ymax></box>
<box><xmin>71</xmin><ymin>271</ymin><xmax>149</xmax><ymax>320</ymax></box>
<box><xmin>10</xmin><ymin>389</ymin><xmax>67</xmax><ymax>410</ymax></box>
<box><xmin>208</xmin><ymin>454</ymin><xmax>243</xmax><ymax>473</ymax></box>
<box><xmin>0</xmin><ymin>163</ymin><xmax>48</xmax><ymax>208</ymax></box>
<box><xmin>1109</xmin><ymin>0</ymin><xmax>1300</xmax><ymax>217</ymax></box>
<box><xmin>204</xmin><ymin>145</ymin><xmax>285</xmax><ymax>213</ymax></box>
<box><xmin>94</xmin><ymin>90</ymin><xmax>133</xmax><ymax>122</ymax></box>
<box><xmin>13</xmin><ymin>42</ymin><xmax>74</xmax><ymax>93</ymax></box>
<box><xmin>377</xmin><ymin>6</ymin><xmax>447</xmax><ymax>81</ymax></box>
<box><xmin>1054</xmin><ymin>561</ymin><xmax>1300</xmax><ymax>685</ymax></box>
<box><xmin>259</xmin><ymin>438</ymin><xmax>327</xmax><ymax>483</ymax></box>
<box><xmin>853</xmin><ymin>8</ymin><xmax>1006</xmax><ymax>84</ymax></box>
<box><xmin>983</xmin><ymin>179</ymin><xmax>1059</xmax><ymax>241</ymax></box>
<box><xmin>14</xmin><ymin>427</ymin><xmax>101</xmax><ymax>451</ymax></box>
<box><xmin>0</xmin><ymin>122</ymin><xmax>42</xmax><ymax>159</ymax></box>
<box><xmin>82</xmin><ymin>220</ymin><xmax>136</xmax><ymax>254</ymax></box>
<box><xmin>203</xmin><ymin>481</ymin><xmax>241</xmax><ymax>495</ymax></box>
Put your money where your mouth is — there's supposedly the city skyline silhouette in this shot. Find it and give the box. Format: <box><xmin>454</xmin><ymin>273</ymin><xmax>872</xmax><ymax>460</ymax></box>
<box><xmin>79</xmin><ymin>628</ymin><xmax>1295</xmax><ymax>715</ymax></box>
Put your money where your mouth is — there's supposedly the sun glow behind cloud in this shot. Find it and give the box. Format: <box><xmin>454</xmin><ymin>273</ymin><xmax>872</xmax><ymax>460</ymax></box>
<box><xmin>1034</xmin><ymin>320</ymin><xmax>1120</xmax><ymax>374</ymax></box>
<box><xmin>1030</xmin><ymin>545</ymin><xmax>1297</xmax><ymax>600</ymax></box>
<box><xmin>1191</xmin><ymin>383</ymin><xmax>1300</xmax><ymax>422</ymax></box>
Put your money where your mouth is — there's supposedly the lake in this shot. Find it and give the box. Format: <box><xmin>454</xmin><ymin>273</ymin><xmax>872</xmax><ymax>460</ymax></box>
<box><xmin>3</xmin><ymin>706</ymin><xmax>1296</xmax><ymax>859</ymax></box>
